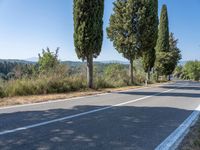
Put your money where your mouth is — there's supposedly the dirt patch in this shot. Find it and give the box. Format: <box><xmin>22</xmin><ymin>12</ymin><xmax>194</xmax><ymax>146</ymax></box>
<box><xmin>177</xmin><ymin>118</ymin><xmax>200</xmax><ymax>150</ymax></box>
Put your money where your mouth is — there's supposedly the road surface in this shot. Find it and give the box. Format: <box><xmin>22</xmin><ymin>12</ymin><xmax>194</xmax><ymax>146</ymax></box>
<box><xmin>0</xmin><ymin>81</ymin><xmax>200</xmax><ymax>150</ymax></box>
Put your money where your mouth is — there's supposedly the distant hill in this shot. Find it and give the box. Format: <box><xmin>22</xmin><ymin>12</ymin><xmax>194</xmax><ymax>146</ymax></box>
<box><xmin>0</xmin><ymin>59</ymin><xmax>129</xmax><ymax>68</ymax></box>
<box><xmin>0</xmin><ymin>59</ymin><xmax>35</xmax><ymax>64</ymax></box>
<box><xmin>98</xmin><ymin>60</ymin><xmax>129</xmax><ymax>64</ymax></box>
<box><xmin>0</xmin><ymin>58</ymin><xmax>189</xmax><ymax>67</ymax></box>
<box><xmin>62</xmin><ymin>60</ymin><xmax>129</xmax><ymax>67</ymax></box>
<box><xmin>25</xmin><ymin>57</ymin><xmax>38</xmax><ymax>62</ymax></box>
<box><xmin>62</xmin><ymin>61</ymin><xmax>84</xmax><ymax>67</ymax></box>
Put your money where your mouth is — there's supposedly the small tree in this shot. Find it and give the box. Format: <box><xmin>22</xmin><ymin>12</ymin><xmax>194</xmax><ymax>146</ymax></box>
<box><xmin>38</xmin><ymin>47</ymin><xmax>59</xmax><ymax>73</ymax></box>
<box><xmin>73</xmin><ymin>0</ymin><xmax>104</xmax><ymax>88</ymax></box>
<box><xmin>107</xmin><ymin>0</ymin><xmax>145</xmax><ymax>84</ymax></box>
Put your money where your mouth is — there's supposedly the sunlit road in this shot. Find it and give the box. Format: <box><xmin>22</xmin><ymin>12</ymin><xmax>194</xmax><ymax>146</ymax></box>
<box><xmin>0</xmin><ymin>81</ymin><xmax>200</xmax><ymax>150</ymax></box>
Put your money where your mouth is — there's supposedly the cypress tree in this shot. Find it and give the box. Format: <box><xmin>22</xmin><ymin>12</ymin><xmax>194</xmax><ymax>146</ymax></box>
<box><xmin>141</xmin><ymin>0</ymin><xmax>158</xmax><ymax>85</ymax></box>
<box><xmin>107</xmin><ymin>0</ymin><xmax>145</xmax><ymax>84</ymax></box>
<box><xmin>155</xmin><ymin>4</ymin><xmax>170</xmax><ymax>78</ymax></box>
<box><xmin>166</xmin><ymin>33</ymin><xmax>182</xmax><ymax>80</ymax></box>
<box><xmin>73</xmin><ymin>0</ymin><xmax>104</xmax><ymax>88</ymax></box>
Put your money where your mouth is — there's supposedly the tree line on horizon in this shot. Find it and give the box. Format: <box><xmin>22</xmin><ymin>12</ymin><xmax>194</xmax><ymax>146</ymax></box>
<box><xmin>73</xmin><ymin>0</ymin><xmax>181</xmax><ymax>88</ymax></box>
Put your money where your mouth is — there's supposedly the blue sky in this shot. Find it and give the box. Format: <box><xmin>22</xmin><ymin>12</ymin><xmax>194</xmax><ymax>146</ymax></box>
<box><xmin>0</xmin><ymin>0</ymin><xmax>199</xmax><ymax>61</ymax></box>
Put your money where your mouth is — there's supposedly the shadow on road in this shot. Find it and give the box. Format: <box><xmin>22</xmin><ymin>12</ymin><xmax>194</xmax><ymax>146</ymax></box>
<box><xmin>160</xmin><ymin>81</ymin><xmax>200</xmax><ymax>91</ymax></box>
<box><xmin>117</xmin><ymin>91</ymin><xmax>200</xmax><ymax>98</ymax></box>
<box><xmin>160</xmin><ymin>86</ymin><xmax>200</xmax><ymax>91</ymax></box>
<box><xmin>0</xmin><ymin>105</ymin><xmax>194</xmax><ymax>150</ymax></box>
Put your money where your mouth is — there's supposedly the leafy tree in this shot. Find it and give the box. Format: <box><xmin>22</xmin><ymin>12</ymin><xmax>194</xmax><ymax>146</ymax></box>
<box><xmin>0</xmin><ymin>61</ymin><xmax>18</xmax><ymax>75</ymax></box>
<box><xmin>0</xmin><ymin>73</ymin><xmax>7</xmax><ymax>80</ymax></box>
<box><xmin>73</xmin><ymin>0</ymin><xmax>104</xmax><ymax>88</ymax></box>
<box><xmin>155</xmin><ymin>4</ymin><xmax>170</xmax><ymax>77</ymax></box>
<box><xmin>0</xmin><ymin>61</ymin><xmax>33</xmax><ymax>80</ymax></box>
<box><xmin>174</xmin><ymin>65</ymin><xmax>183</xmax><ymax>79</ymax></box>
<box><xmin>107</xmin><ymin>0</ymin><xmax>145</xmax><ymax>84</ymax></box>
<box><xmin>141</xmin><ymin>0</ymin><xmax>158</xmax><ymax>84</ymax></box>
<box><xmin>183</xmin><ymin>61</ymin><xmax>200</xmax><ymax>81</ymax></box>
<box><xmin>38</xmin><ymin>47</ymin><xmax>59</xmax><ymax>73</ymax></box>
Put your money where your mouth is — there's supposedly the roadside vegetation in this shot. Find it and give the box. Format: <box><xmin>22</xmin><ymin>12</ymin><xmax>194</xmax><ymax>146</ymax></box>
<box><xmin>0</xmin><ymin>0</ymin><xmax>182</xmax><ymax>98</ymax></box>
<box><xmin>0</xmin><ymin>48</ymin><xmax>134</xmax><ymax>98</ymax></box>
<box><xmin>178</xmin><ymin>119</ymin><xmax>200</xmax><ymax>150</ymax></box>
<box><xmin>174</xmin><ymin>61</ymin><xmax>200</xmax><ymax>81</ymax></box>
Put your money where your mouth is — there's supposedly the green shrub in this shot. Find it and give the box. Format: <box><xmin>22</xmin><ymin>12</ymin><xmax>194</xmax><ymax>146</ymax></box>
<box><xmin>0</xmin><ymin>86</ymin><xmax>5</xmax><ymax>98</ymax></box>
<box><xmin>3</xmin><ymin>73</ymin><xmax>87</xmax><ymax>97</ymax></box>
<box><xmin>94</xmin><ymin>76</ymin><xmax>113</xmax><ymax>89</ymax></box>
<box><xmin>104</xmin><ymin>64</ymin><xmax>130</xmax><ymax>87</ymax></box>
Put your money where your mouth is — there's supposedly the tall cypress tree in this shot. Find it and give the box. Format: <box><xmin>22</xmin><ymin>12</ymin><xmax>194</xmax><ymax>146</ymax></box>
<box><xmin>73</xmin><ymin>0</ymin><xmax>104</xmax><ymax>88</ymax></box>
<box><xmin>141</xmin><ymin>0</ymin><xmax>158</xmax><ymax>84</ymax></box>
<box><xmin>107</xmin><ymin>0</ymin><xmax>145</xmax><ymax>84</ymax></box>
<box><xmin>155</xmin><ymin>4</ymin><xmax>170</xmax><ymax>77</ymax></box>
<box><xmin>166</xmin><ymin>33</ymin><xmax>182</xmax><ymax>80</ymax></box>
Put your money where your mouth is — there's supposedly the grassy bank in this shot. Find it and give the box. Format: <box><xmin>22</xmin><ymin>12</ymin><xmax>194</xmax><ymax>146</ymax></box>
<box><xmin>0</xmin><ymin>61</ymin><xmax>156</xmax><ymax>98</ymax></box>
<box><xmin>0</xmin><ymin>74</ymin><xmax>87</xmax><ymax>97</ymax></box>
<box><xmin>0</xmin><ymin>71</ymin><xmax>136</xmax><ymax>98</ymax></box>
<box><xmin>0</xmin><ymin>85</ymin><xmax>144</xmax><ymax>107</ymax></box>
<box><xmin>177</xmin><ymin>118</ymin><xmax>200</xmax><ymax>150</ymax></box>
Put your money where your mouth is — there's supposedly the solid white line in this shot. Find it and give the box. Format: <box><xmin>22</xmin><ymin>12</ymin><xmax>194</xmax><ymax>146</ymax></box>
<box><xmin>155</xmin><ymin>104</ymin><xmax>200</xmax><ymax>150</ymax></box>
<box><xmin>0</xmin><ymin>89</ymin><xmax>173</xmax><ymax>136</ymax></box>
<box><xmin>0</xmin><ymin>93</ymin><xmax>109</xmax><ymax>110</ymax></box>
<box><xmin>0</xmin><ymin>86</ymin><xmax>153</xmax><ymax>110</ymax></box>
<box><xmin>0</xmin><ymin>82</ymin><xmax>173</xmax><ymax>110</ymax></box>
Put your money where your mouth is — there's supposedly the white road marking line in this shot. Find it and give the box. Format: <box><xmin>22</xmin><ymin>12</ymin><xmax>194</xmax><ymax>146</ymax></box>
<box><xmin>0</xmin><ymin>82</ymin><xmax>173</xmax><ymax>110</ymax></box>
<box><xmin>155</xmin><ymin>104</ymin><xmax>200</xmax><ymax>150</ymax></box>
<box><xmin>0</xmin><ymin>89</ymin><xmax>173</xmax><ymax>136</ymax></box>
<box><xmin>0</xmin><ymin>93</ymin><xmax>109</xmax><ymax>110</ymax></box>
<box><xmin>0</xmin><ymin>86</ymin><xmax>151</xmax><ymax>110</ymax></box>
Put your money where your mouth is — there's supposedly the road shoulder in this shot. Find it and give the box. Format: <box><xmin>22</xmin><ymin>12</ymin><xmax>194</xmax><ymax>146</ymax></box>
<box><xmin>0</xmin><ymin>82</ymin><xmax>170</xmax><ymax>108</ymax></box>
<box><xmin>177</xmin><ymin>117</ymin><xmax>200</xmax><ymax>150</ymax></box>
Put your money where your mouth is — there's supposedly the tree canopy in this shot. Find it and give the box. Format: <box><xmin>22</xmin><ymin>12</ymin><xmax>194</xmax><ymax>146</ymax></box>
<box><xmin>155</xmin><ymin>4</ymin><xmax>170</xmax><ymax>76</ymax></box>
<box><xmin>38</xmin><ymin>47</ymin><xmax>59</xmax><ymax>73</ymax></box>
<box><xmin>140</xmin><ymin>0</ymin><xmax>158</xmax><ymax>83</ymax></box>
<box><xmin>73</xmin><ymin>0</ymin><xmax>104</xmax><ymax>88</ymax></box>
<box><xmin>107</xmin><ymin>0</ymin><xmax>146</xmax><ymax>83</ymax></box>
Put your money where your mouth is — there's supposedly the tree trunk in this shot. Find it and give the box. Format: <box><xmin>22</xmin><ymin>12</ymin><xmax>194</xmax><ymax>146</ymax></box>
<box><xmin>145</xmin><ymin>67</ymin><xmax>151</xmax><ymax>86</ymax></box>
<box><xmin>129</xmin><ymin>59</ymin><xmax>134</xmax><ymax>84</ymax></box>
<box><xmin>156</xmin><ymin>72</ymin><xmax>159</xmax><ymax>82</ymax></box>
<box><xmin>87</xmin><ymin>55</ymin><xmax>93</xmax><ymax>88</ymax></box>
<box><xmin>148</xmin><ymin>68</ymin><xmax>151</xmax><ymax>81</ymax></box>
<box><xmin>168</xmin><ymin>75</ymin><xmax>171</xmax><ymax>81</ymax></box>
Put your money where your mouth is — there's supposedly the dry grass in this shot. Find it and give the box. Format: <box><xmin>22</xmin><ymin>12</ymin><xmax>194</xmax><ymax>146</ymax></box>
<box><xmin>0</xmin><ymin>86</ymin><xmax>142</xmax><ymax>107</ymax></box>
<box><xmin>0</xmin><ymin>82</ymin><xmax>169</xmax><ymax>108</ymax></box>
<box><xmin>0</xmin><ymin>90</ymin><xmax>102</xmax><ymax>107</ymax></box>
<box><xmin>177</xmin><ymin>118</ymin><xmax>200</xmax><ymax>150</ymax></box>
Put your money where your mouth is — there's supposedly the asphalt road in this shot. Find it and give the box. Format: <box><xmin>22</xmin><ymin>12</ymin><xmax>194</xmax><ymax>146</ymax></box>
<box><xmin>0</xmin><ymin>81</ymin><xmax>200</xmax><ymax>150</ymax></box>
